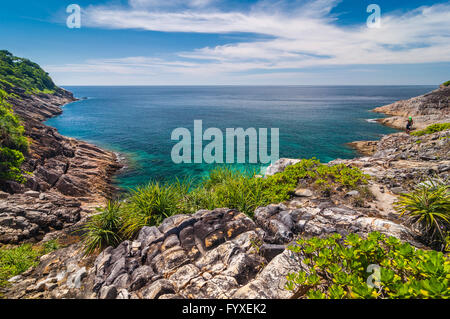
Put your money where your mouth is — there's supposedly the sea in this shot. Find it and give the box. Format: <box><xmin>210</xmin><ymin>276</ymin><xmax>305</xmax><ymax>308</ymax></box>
<box><xmin>45</xmin><ymin>85</ymin><xmax>435</xmax><ymax>189</ymax></box>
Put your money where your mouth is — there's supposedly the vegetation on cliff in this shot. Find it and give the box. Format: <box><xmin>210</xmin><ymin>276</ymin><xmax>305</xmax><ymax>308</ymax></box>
<box><xmin>395</xmin><ymin>179</ymin><xmax>449</xmax><ymax>250</ymax></box>
<box><xmin>0</xmin><ymin>240</ymin><xmax>60</xmax><ymax>290</ymax></box>
<box><xmin>285</xmin><ymin>232</ymin><xmax>450</xmax><ymax>299</ymax></box>
<box><xmin>0</xmin><ymin>50</ymin><xmax>60</xmax><ymax>185</ymax></box>
<box><xmin>0</xmin><ymin>89</ymin><xmax>28</xmax><ymax>183</ymax></box>
<box><xmin>411</xmin><ymin>123</ymin><xmax>450</xmax><ymax>137</ymax></box>
<box><xmin>0</xmin><ymin>50</ymin><xmax>56</xmax><ymax>94</ymax></box>
<box><xmin>82</xmin><ymin>158</ymin><xmax>370</xmax><ymax>253</ymax></box>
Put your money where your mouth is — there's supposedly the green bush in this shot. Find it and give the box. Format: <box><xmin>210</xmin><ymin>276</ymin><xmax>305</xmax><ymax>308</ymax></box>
<box><xmin>411</xmin><ymin>123</ymin><xmax>450</xmax><ymax>137</ymax></box>
<box><xmin>0</xmin><ymin>147</ymin><xmax>26</xmax><ymax>183</ymax></box>
<box><xmin>442</xmin><ymin>80</ymin><xmax>450</xmax><ymax>87</ymax></box>
<box><xmin>395</xmin><ymin>180</ymin><xmax>450</xmax><ymax>249</ymax></box>
<box><xmin>81</xmin><ymin>201</ymin><xmax>124</xmax><ymax>255</ymax></box>
<box><xmin>285</xmin><ymin>232</ymin><xmax>450</xmax><ymax>299</ymax></box>
<box><xmin>0</xmin><ymin>240</ymin><xmax>60</xmax><ymax>289</ymax></box>
<box><xmin>264</xmin><ymin>158</ymin><xmax>370</xmax><ymax>199</ymax></box>
<box><xmin>120</xmin><ymin>181</ymin><xmax>189</xmax><ymax>238</ymax></box>
<box><xmin>0</xmin><ymin>89</ymin><xmax>28</xmax><ymax>183</ymax></box>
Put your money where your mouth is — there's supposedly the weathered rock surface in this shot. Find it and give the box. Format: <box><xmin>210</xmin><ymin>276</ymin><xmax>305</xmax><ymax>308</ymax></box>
<box><xmin>0</xmin><ymin>87</ymin><xmax>122</xmax><ymax>244</ymax></box>
<box><xmin>3</xmin><ymin>86</ymin><xmax>447</xmax><ymax>299</ymax></box>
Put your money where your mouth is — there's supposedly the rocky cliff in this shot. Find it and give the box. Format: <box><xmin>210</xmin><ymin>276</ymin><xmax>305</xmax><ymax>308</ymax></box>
<box><xmin>2</xmin><ymin>85</ymin><xmax>449</xmax><ymax>299</ymax></box>
<box><xmin>373</xmin><ymin>84</ymin><xmax>450</xmax><ymax>130</ymax></box>
<box><xmin>0</xmin><ymin>86</ymin><xmax>122</xmax><ymax>244</ymax></box>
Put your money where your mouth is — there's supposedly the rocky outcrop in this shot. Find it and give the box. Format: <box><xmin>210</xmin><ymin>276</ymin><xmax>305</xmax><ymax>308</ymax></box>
<box><xmin>372</xmin><ymin>85</ymin><xmax>450</xmax><ymax>130</ymax></box>
<box><xmin>0</xmin><ymin>87</ymin><xmax>122</xmax><ymax>244</ymax></box>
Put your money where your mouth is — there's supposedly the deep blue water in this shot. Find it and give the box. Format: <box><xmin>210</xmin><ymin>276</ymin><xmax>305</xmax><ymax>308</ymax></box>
<box><xmin>45</xmin><ymin>86</ymin><xmax>434</xmax><ymax>189</ymax></box>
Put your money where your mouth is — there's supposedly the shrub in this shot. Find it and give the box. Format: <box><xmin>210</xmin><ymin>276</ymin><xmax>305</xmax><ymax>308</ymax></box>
<box><xmin>442</xmin><ymin>80</ymin><xmax>450</xmax><ymax>87</ymax></box>
<box><xmin>395</xmin><ymin>180</ymin><xmax>450</xmax><ymax>249</ymax></box>
<box><xmin>0</xmin><ymin>240</ymin><xmax>60</xmax><ymax>289</ymax></box>
<box><xmin>0</xmin><ymin>147</ymin><xmax>26</xmax><ymax>183</ymax></box>
<box><xmin>285</xmin><ymin>232</ymin><xmax>450</xmax><ymax>299</ymax></box>
<box><xmin>81</xmin><ymin>200</ymin><xmax>124</xmax><ymax>255</ymax></box>
<box><xmin>411</xmin><ymin>123</ymin><xmax>450</xmax><ymax>137</ymax></box>
<box><xmin>121</xmin><ymin>181</ymin><xmax>188</xmax><ymax>238</ymax></box>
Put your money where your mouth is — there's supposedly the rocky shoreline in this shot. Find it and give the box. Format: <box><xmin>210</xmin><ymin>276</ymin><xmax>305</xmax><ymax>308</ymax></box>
<box><xmin>1</xmin><ymin>85</ymin><xmax>449</xmax><ymax>299</ymax></box>
<box><xmin>0</xmin><ymin>86</ymin><xmax>122</xmax><ymax>245</ymax></box>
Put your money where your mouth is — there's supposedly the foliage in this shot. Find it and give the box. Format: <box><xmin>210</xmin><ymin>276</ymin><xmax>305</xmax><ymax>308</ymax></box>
<box><xmin>81</xmin><ymin>201</ymin><xmax>124</xmax><ymax>255</ymax></box>
<box><xmin>0</xmin><ymin>147</ymin><xmax>26</xmax><ymax>183</ymax></box>
<box><xmin>83</xmin><ymin>159</ymin><xmax>370</xmax><ymax>252</ymax></box>
<box><xmin>0</xmin><ymin>50</ymin><xmax>56</xmax><ymax>94</ymax></box>
<box><xmin>264</xmin><ymin>158</ymin><xmax>370</xmax><ymax>199</ymax></box>
<box><xmin>442</xmin><ymin>80</ymin><xmax>450</xmax><ymax>87</ymax></box>
<box><xmin>0</xmin><ymin>240</ymin><xmax>60</xmax><ymax>289</ymax></box>
<box><xmin>120</xmin><ymin>181</ymin><xmax>189</xmax><ymax>238</ymax></box>
<box><xmin>395</xmin><ymin>180</ymin><xmax>450</xmax><ymax>249</ymax></box>
<box><xmin>285</xmin><ymin>232</ymin><xmax>450</xmax><ymax>299</ymax></box>
<box><xmin>411</xmin><ymin>123</ymin><xmax>450</xmax><ymax>137</ymax></box>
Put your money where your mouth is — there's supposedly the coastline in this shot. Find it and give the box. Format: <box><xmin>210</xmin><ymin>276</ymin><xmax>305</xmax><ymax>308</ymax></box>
<box><xmin>0</xmin><ymin>87</ymin><xmax>123</xmax><ymax>244</ymax></box>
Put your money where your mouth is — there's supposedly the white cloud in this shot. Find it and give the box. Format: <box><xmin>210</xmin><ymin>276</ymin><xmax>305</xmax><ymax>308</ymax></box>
<box><xmin>48</xmin><ymin>0</ymin><xmax>450</xmax><ymax>84</ymax></box>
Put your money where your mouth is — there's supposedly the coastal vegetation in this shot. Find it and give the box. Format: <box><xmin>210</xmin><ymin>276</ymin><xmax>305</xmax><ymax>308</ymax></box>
<box><xmin>442</xmin><ymin>80</ymin><xmax>450</xmax><ymax>87</ymax></box>
<box><xmin>411</xmin><ymin>123</ymin><xmax>450</xmax><ymax>137</ymax></box>
<box><xmin>285</xmin><ymin>232</ymin><xmax>450</xmax><ymax>299</ymax></box>
<box><xmin>0</xmin><ymin>50</ymin><xmax>60</xmax><ymax>185</ymax></box>
<box><xmin>0</xmin><ymin>240</ymin><xmax>60</xmax><ymax>290</ymax></box>
<box><xmin>0</xmin><ymin>50</ymin><xmax>56</xmax><ymax>94</ymax></box>
<box><xmin>0</xmin><ymin>89</ymin><xmax>28</xmax><ymax>183</ymax></box>
<box><xmin>81</xmin><ymin>158</ymin><xmax>370</xmax><ymax>253</ymax></box>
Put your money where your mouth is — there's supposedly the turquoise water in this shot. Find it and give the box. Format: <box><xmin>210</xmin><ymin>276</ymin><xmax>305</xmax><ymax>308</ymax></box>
<box><xmin>45</xmin><ymin>86</ymin><xmax>434</xmax><ymax>189</ymax></box>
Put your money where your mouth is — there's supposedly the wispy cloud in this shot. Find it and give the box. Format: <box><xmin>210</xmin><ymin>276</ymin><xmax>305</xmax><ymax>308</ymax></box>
<box><xmin>47</xmin><ymin>0</ymin><xmax>450</xmax><ymax>84</ymax></box>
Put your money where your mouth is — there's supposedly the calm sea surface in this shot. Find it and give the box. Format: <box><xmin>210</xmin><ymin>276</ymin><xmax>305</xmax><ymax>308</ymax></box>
<box><xmin>45</xmin><ymin>86</ymin><xmax>434</xmax><ymax>189</ymax></box>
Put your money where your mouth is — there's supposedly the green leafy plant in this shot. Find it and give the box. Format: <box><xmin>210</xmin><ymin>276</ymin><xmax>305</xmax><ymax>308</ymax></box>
<box><xmin>285</xmin><ymin>232</ymin><xmax>450</xmax><ymax>299</ymax></box>
<box><xmin>0</xmin><ymin>50</ymin><xmax>56</xmax><ymax>94</ymax></box>
<box><xmin>442</xmin><ymin>80</ymin><xmax>450</xmax><ymax>87</ymax></box>
<box><xmin>81</xmin><ymin>200</ymin><xmax>124</xmax><ymax>254</ymax></box>
<box><xmin>0</xmin><ymin>240</ymin><xmax>60</xmax><ymax>289</ymax></box>
<box><xmin>411</xmin><ymin>123</ymin><xmax>450</xmax><ymax>137</ymax></box>
<box><xmin>395</xmin><ymin>180</ymin><xmax>450</xmax><ymax>249</ymax></box>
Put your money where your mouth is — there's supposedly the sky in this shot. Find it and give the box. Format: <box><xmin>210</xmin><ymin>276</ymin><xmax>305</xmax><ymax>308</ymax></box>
<box><xmin>1</xmin><ymin>0</ymin><xmax>449</xmax><ymax>85</ymax></box>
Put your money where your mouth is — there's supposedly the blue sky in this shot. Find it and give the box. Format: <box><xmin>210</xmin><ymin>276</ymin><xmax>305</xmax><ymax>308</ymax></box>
<box><xmin>1</xmin><ymin>0</ymin><xmax>449</xmax><ymax>85</ymax></box>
